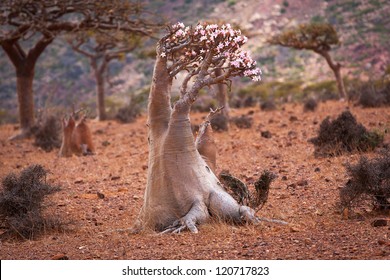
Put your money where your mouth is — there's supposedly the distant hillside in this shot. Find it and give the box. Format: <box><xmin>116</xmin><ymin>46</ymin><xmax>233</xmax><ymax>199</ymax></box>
<box><xmin>1</xmin><ymin>0</ymin><xmax>389</xmax><ymax>123</ymax></box>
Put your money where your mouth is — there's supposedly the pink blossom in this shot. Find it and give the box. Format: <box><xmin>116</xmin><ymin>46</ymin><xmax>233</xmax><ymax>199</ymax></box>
<box><xmin>231</xmin><ymin>60</ymin><xmax>240</xmax><ymax>68</ymax></box>
<box><xmin>163</xmin><ymin>22</ymin><xmax>262</xmax><ymax>82</ymax></box>
<box><xmin>176</xmin><ymin>29</ymin><xmax>185</xmax><ymax>37</ymax></box>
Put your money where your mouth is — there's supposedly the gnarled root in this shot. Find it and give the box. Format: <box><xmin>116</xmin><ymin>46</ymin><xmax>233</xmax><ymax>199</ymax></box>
<box><xmin>160</xmin><ymin>201</ymin><xmax>209</xmax><ymax>234</ymax></box>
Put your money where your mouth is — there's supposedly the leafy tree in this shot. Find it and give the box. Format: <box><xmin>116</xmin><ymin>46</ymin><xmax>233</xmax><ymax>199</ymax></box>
<box><xmin>133</xmin><ymin>22</ymin><xmax>264</xmax><ymax>233</ymax></box>
<box><xmin>0</xmin><ymin>0</ymin><xmax>158</xmax><ymax>139</ymax></box>
<box><xmin>67</xmin><ymin>31</ymin><xmax>144</xmax><ymax>121</ymax></box>
<box><xmin>268</xmin><ymin>22</ymin><xmax>348</xmax><ymax>100</ymax></box>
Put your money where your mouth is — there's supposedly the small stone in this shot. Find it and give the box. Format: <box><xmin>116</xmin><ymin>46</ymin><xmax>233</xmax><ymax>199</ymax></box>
<box><xmin>261</xmin><ymin>130</ymin><xmax>272</xmax><ymax>139</ymax></box>
<box><xmin>342</xmin><ymin>208</ymin><xmax>349</xmax><ymax>220</ymax></box>
<box><xmin>372</xmin><ymin>219</ymin><xmax>388</xmax><ymax>227</ymax></box>
<box><xmin>102</xmin><ymin>140</ymin><xmax>110</xmax><ymax>146</ymax></box>
<box><xmin>297</xmin><ymin>179</ymin><xmax>308</xmax><ymax>186</ymax></box>
<box><xmin>111</xmin><ymin>176</ymin><xmax>120</xmax><ymax>180</ymax></box>
<box><xmin>377</xmin><ymin>239</ymin><xmax>389</xmax><ymax>246</ymax></box>
<box><xmin>314</xmin><ymin>167</ymin><xmax>321</xmax><ymax>172</ymax></box>
<box><xmin>97</xmin><ymin>192</ymin><xmax>105</xmax><ymax>199</ymax></box>
<box><xmin>290</xmin><ymin>227</ymin><xmax>300</xmax><ymax>232</ymax></box>
<box><xmin>51</xmin><ymin>254</ymin><xmax>69</xmax><ymax>260</ymax></box>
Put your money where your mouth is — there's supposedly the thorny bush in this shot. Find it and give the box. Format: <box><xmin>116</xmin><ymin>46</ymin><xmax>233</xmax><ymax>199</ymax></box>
<box><xmin>340</xmin><ymin>152</ymin><xmax>390</xmax><ymax>211</ymax></box>
<box><xmin>309</xmin><ymin>110</ymin><xmax>383</xmax><ymax>157</ymax></box>
<box><xmin>32</xmin><ymin>115</ymin><xmax>62</xmax><ymax>152</ymax></box>
<box><xmin>0</xmin><ymin>165</ymin><xmax>62</xmax><ymax>240</ymax></box>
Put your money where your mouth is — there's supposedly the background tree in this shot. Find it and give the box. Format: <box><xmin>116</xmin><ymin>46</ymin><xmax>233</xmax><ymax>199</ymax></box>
<box><xmin>0</xmin><ymin>0</ymin><xmax>158</xmax><ymax>139</ymax></box>
<box><xmin>67</xmin><ymin>31</ymin><xmax>144</xmax><ymax>121</ymax></box>
<box><xmin>268</xmin><ymin>22</ymin><xmax>348</xmax><ymax>100</ymax></box>
<box><xmin>133</xmin><ymin>22</ymin><xmax>263</xmax><ymax>233</ymax></box>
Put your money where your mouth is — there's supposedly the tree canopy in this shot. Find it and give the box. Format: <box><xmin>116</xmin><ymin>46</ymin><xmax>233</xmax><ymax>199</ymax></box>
<box><xmin>0</xmin><ymin>0</ymin><xmax>161</xmax><ymax>137</ymax></box>
<box><xmin>267</xmin><ymin>22</ymin><xmax>340</xmax><ymax>53</ymax></box>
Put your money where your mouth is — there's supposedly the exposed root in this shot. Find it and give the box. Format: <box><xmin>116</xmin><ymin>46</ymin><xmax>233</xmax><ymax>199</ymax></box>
<box><xmin>257</xmin><ymin>217</ymin><xmax>289</xmax><ymax>225</ymax></box>
<box><xmin>8</xmin><ymin>129</ymin><xmax>32</xmax><ymax>141</ymax></box>
<box><xmin>160</xmin><ymin>218</ymin><xmax>199</xmax><ymax>234</ymax></box>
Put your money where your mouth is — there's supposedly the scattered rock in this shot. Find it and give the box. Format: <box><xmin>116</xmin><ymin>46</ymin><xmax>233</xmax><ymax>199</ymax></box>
<box><xmin>297</xmin><ymin>179</ymin><xmax>308</xmax><ymax>187</ymax></box>
<box><xmin>51</xmin><ymin>254</ymin><xmax>69</xmax><ymax>260</ymax></box>
<box><xmin>290</xmin><ymin>226</ymin><xmax>300</xmax><ymax>232</ymax></box>
<box><xmin>102</xmin><ymin>140</ymin><xmax>110</xmax><ymax>147</ymax></box>
<box><xmin>261</xmin><ymin>130</ymin><xmax>272</xmax><ymax>138</ymax></box>
<box><xmin>371</xmin><ymin>219</ymin><xmax>388</xmax><ymax>227</ymax></box>
<box><xmin>378</xmin><ymin>239</ymin><xmax>390</xmax><ymax>246</ymax></box>
<box><xmin>97</xmin><ymin>192</ymin><xmax>105</xmax><ymax>199</ymax></box>
<box><xmin>314</xmin><ymin>167</ymin><xmax>321</xmax><ymax>172</ymax></box>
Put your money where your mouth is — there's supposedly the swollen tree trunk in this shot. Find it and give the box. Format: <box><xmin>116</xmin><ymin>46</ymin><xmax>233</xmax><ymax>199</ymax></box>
<box><xmin>317</xmin><ymin>50</ymin><xmax>348</xmax><ymax>100</ymax></box>
<box><xmin>1</xmin><ymin>38</ymin><xmax>52</xmax><ymax>139</ymax></box>
<box><xmin>133</xmin><ymin>53</ymin><xmax>258</xmax><ymax>234</ymax></box>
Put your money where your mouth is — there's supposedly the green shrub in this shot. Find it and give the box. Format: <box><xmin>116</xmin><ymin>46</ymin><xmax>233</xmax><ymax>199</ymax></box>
<box><xmin>302</xmin><ymin>80</ymin><xmax>338</xmax><ymax>101</ymax></box>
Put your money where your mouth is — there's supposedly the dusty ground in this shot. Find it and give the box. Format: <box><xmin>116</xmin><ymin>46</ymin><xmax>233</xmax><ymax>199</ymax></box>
<box><xmin>0</xmin><ymin>100</ymin><xmax>389</xmax><ymax>260</ymax></box>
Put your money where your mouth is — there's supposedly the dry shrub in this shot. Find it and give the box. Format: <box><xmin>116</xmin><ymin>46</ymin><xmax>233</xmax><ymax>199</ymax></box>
<box><xmin>32</xmin><ymin>115</ymin><xmax>62</xmax><ymax>152</ymax></box>
<box><xmin>260</xmin><ymin>100</ymin><xmax>276</xmax><ymax>111</ymax></box>
<box><xmin>0</xmin><ymin>165</ymin><xmax>62</xmax><ymax>240</ymax></box>
<box><xmin>303</xmin><ymin>97</ymin><xmax>318</xmax><ymax>112</ymax></box>
<box><xmin>115</xmin><ymin>103</ymin><xmax>142</xmax><ymax>123</ymax></box>
<box><xmin>210</xmin><ymin>114</ymin><xmax>229</xmax><ymax>132</ymax></box>
<box><xmin>340</xmin><ymin>153</ymin><xmax>390</xmax><ymax>212</ymax></box>
<box><xmin>252</xmin><ymin>170</ymin><xmax>276</xmax><ymax>211</ymax></box>
<box><xmin>230</xmin><ymin>115</ymin><xmax>253</xmax><ymax>129</ymax></box>
<box><xmin>309</xmin><ymin>110</ymin><xmax>383</xmax><ymax>157</ymax></box>
<box><xmin>219</xmin><ymin>170</ymin><xmax>276</xmax><ymax>212</ymax></box>
<box><xmin>354</xmin><ymin>81</ymin><xmax>390</xmax><ymax>108</ymax></box>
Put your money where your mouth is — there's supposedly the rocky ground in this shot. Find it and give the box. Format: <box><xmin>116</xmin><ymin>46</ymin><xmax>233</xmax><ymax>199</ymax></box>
<box><xmin>0</xmin><ymin>100</ymin><xmax>389</xmax><ymax>260</ymax></box>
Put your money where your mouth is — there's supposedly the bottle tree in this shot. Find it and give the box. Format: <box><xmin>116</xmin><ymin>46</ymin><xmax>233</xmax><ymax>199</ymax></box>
<box><xmin>133</xmin><ymin>22</ymin><xmax>262</xmax><ymax>233</ymax></box>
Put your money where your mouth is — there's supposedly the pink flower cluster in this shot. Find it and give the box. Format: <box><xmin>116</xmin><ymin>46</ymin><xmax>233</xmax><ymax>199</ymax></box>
<box><xmin>162</xmin><ymin>22</ymin><xmax>262</xmax><ymax>82</ymax></box>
